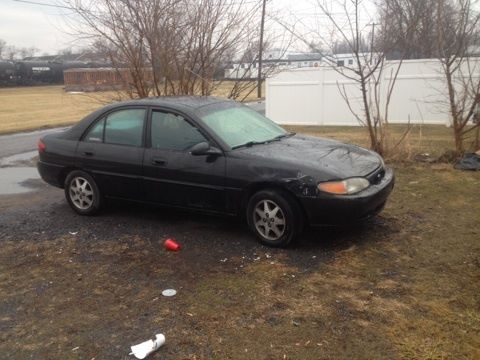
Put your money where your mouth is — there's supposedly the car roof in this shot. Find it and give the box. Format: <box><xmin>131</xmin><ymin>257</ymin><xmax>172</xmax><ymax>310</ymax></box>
<box><xmin>60</xmin><ymin>96</ymin><xmax>234</xmax><ymax>141</ymax></box>
<box><xmin>113</xmin><ymin>96</ymin><xmax>232</xmax><ymax>110</ymax></box>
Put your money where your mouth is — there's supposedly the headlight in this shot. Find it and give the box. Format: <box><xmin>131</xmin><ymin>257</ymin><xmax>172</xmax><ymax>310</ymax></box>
<box><xmin>317</xmin><ymin>177</ymin><xmax>370</xmax><ymax>195</ymax></box>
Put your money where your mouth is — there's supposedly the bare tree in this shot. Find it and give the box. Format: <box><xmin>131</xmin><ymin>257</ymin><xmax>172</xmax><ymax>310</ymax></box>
<box><xmin>223</xmin><ymin>34</ymin><xmax>294</xmax><ymax>101</ymax></box>
<box><xmin>224</xmin><ymin>39</ymin><xmax>264</xmax><ymax>101</ymax></box>
<box><xmin>18</xmin><ymin>47</ymin><xmax>38</xmax><ymax>59</ymax></box>
<box><xmin>332</xmin><ymin>38</ymin><xmax>369</xmax><ymax>54</ymax></box>
<box><xmin>4</xmin><ymin>45</ymin><xmax>18</xmax><ymax>60</ymax></box>
<box><xmin>376</xmin><ymin>0</ymin><xmax>439</xmax><ymax>59</ymax></box>
<box><xmin>219</xmin><ymin>1</ymin><xmax>295</xmax><ymax>102</ymax></box>
<box><xmin>0</xmin><ymin>43</ymin><xmax>38</xmax><ymax>60</ymax></box>
<box><xmin>277</xmin><ymin>0</ymin><xmax>414</xmax><ymax>156</ymax></box>
<box><xmin>376</xmin><ymin>0</ymin><xmax>480</xmax><ymax>155</ymax></box>
<box><xmin>62</xmin><ymin>0</ymin><xmax>261</xmax><ymax>98</ymax></box>
<box><xmin>434</xmin><ymin>0</ymin><xmax>480</xmax><ymax>155</ymax></box>
<box><xmin>0</xmin><ymin>39</ymin><xmax>6</xmax><ymax>59</ymax></box>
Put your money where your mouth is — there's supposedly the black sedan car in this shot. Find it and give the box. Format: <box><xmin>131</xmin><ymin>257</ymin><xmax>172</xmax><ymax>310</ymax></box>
<box><xmin>38</xmin><ymin>97</ymin><xmax>394</xmax><ymax>247</ymax></box>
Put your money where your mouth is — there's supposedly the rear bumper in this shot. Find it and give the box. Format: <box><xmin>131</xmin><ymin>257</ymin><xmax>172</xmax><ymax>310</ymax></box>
<box><xmin>37</xmin><ymin>160</ymin><xmax>64</xmax><ymax>188</ymax></box>
<box><xmin>300</xmin><ymin>167</ymin><xmax>395</xmax><ymax>226</ymax></box>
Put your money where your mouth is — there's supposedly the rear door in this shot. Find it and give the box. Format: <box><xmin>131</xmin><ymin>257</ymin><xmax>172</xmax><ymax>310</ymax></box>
<box><xmin>76</xmin><ymin>107</ymin><xmax>147</xmax><ymax>200</ymax></box>
<box><xmin>143</xmin><ymin>108</ymin><xmax>227</xmax><ymax>211</ymax></box>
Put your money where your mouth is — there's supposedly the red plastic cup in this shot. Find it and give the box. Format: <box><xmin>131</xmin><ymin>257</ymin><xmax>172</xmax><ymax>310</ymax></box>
<box><xmin>164</xmin><ymin>238</ymin><xmax>181</xmax><ymax>251</ymax></box>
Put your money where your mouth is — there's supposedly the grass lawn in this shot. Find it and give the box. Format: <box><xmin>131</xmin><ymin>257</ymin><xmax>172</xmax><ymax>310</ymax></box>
<box><xmin>0</xmin><ymin>86</ymin><xmax>117</xmax><ymax>134</ymax></box>
<box><xmin>0</xmin><ymin>83</ymin><xmax>261</xmax><ymax>135</ymax></box>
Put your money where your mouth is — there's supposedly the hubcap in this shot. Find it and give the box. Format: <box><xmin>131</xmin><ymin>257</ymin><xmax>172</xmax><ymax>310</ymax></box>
<box><xmin>253</xmin><ymin>199</ymin><xmax>286</xmax><ymax>241</ymax></box>
<box><xmin>69</xmin><ymin>177</ymin><xmax>94</xmax><ymax>210</ymax></box>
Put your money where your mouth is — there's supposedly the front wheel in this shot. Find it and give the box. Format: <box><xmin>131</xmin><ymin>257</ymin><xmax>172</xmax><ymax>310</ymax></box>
<box><xmin>247</xmin><ymin>189</ymin><xmax>303</xmax><ymax>247</ymax></box>
<box><xmin>64</xmin><ymin>170</ymin><xmax>102</xmax><ymax>215</ymax></box>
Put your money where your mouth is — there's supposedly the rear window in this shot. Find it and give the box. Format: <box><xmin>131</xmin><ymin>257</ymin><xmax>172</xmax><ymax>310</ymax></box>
<box><xmin>83</xmin><ymin>108</ymin><xmax>146</xmax><ymax>147</ymax></box>
<box><xmin>84</xmin><ymin>118</ymin><xmax>105</xmax><ymax>143</ymax></box>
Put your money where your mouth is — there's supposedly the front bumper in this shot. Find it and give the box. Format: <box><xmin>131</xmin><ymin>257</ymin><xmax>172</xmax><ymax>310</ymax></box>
<box><xmin>300</xmin><ymin>167</ymin><xmax>395</xmax><ymax>226</ymax></box>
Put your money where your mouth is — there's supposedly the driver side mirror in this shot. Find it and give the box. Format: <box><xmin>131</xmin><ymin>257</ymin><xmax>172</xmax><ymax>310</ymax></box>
<box><xmin>190</xmin><ymin>142</ymin><xmax>222</xmax><ymax>156</ymax></box>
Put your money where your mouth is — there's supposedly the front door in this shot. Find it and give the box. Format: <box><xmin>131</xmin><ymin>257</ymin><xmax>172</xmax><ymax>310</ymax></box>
<box><xmin>143</xmin><ymin>109</ymin><xmax>226</xmax><ymax>211</ymax></box>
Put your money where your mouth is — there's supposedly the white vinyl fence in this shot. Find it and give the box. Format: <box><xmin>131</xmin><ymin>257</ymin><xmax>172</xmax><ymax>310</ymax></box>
<box><xmin>265</xmin><ymin>58</ymin><xmax>480</xmax><ymax>126</ymax></box>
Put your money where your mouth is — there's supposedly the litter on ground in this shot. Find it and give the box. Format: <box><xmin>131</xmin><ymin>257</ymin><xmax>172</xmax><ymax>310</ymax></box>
<box><xmin>130</xmin><ymin>334</ymin><xmax>165</xmax><ymax>359</ymax></box>
<box><xmin>164</xmin><ymin>238</ymin><xmax>181</xmax><ymax>251</ymax></box>
<box><xmin>162</xmin><ymin>289</ymin><xmax>177</xmax><ymax>297</ymax></box>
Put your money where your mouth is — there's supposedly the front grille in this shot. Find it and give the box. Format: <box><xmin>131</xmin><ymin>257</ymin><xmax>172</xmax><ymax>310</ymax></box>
<box><xmin>368</xmin><ymin>167</ymin><xmax>385</xmax><ymax>185</ymax></box>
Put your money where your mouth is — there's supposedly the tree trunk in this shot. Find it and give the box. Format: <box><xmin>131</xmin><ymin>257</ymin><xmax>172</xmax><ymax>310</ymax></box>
<box><xmin>454</xmin><ymin>124</ymin><xmax>464</xmax><ymax>155</ymax></box>
<box><xmin>445</xmin><ymin>63</ymin><xmax>463</xmax><ymax>156</ymax></box>
<box><xmin>360</xmin><ymin>75</ymin><xmax>382</xmax><ymax>154</ymax></box>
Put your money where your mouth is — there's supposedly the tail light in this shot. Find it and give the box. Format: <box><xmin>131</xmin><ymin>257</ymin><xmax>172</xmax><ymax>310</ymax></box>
<box><xmin>38</xmin><ymin>139</ymin><xmax>46</xmax><ymax>153</ymax></box>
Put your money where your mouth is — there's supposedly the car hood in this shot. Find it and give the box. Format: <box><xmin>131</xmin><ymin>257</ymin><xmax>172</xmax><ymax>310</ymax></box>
<box><xmin>235</xmin><ymin>135</ymin><xmax>382</xmax><ymax>180</ymax></box>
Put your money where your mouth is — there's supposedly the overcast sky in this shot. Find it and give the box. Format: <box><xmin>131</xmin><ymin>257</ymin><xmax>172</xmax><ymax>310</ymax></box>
<box><xmin>0</xmin><ymin>0</ymin><xmax>77</xmax><ymax>54</ymax></box>
<box><xmin>0</xmin><ymin>0</ymin><xmax>376</xmax><ymax>55</ymax></box>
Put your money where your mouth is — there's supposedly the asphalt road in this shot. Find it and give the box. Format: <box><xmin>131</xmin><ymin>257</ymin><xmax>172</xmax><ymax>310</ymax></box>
<box><xmin>0</xmin><ymin>127</ymin><xmax>68</xmax><ymax>158</ymax></box>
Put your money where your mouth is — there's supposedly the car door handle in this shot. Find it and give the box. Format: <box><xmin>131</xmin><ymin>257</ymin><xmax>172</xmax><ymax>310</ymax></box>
<box><xmin>83</xmin><ymin>151</ymin><xmax>94</xmax><ymax>156</ymax></box>
<box><xmin>152</xmin><ymin>158</ymin><xmax>167</xmax><ymax>166</ymax></box>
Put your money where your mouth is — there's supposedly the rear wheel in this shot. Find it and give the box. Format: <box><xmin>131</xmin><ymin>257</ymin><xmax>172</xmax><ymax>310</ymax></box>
<box><xmin>64</xmin><ymin>170</ymin><xmax>102</xmax><ymax>215</ymax></box>
<box><xmin>247</xmin><ymin>189</ymin><xmax>303</xmax><ymax>247</ymax></box>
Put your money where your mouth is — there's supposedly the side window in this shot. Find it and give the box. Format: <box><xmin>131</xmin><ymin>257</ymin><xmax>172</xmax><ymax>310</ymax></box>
<box><xmin>84</xmin><ymin>118</ymin><xmax>105</xmax><ymax>143</ymax></box>
<box><xmin>151</xmin><ymin>111</ymin><xmax>207</xmax><ymax>151</ymax></box>
<box><xmin>104</xmin><ymin>109</ymin><xmax>145</xmax><ymax>147</ymax></box>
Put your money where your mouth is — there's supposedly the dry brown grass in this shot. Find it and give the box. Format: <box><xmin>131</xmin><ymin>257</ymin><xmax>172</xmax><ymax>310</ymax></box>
<box><xmin>0</xmin><ymin>86</ymin><xmax>120</xmax><ymax>134</ymax></box>
<box><xmin>0</xmin><ymin>82</ymin><xmax>262</xmax><ymax>135</ymax></box>
<box><xmin>285</xmin><ymin>125</ymin><xmax>457</xmax><ymax>160</ymax></box>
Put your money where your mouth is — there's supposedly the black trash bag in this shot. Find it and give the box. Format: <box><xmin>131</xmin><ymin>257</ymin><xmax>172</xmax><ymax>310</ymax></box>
<box><xmin>454</xmin><ymin>153</ymin><xmax>480</xmax><ymax>171</ymax></box>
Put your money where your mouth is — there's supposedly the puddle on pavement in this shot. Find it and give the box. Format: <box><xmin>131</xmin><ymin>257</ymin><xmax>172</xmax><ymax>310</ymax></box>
<box><xmin>0</xmin><ymin>167</ymin><xmax>40</xmax><ymax>195</ymax></box>
<box><xmin>0</xmin><ymin>151</ymin><xmax>38</xmax><ymax>167</ymax></box>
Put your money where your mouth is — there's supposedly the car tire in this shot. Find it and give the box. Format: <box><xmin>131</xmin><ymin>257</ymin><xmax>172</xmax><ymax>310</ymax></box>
<box><xmin>64</xmin><ymin>170</ymin><xmax>102</xmax><ymax>215</ymax></box>
<box><xmin>247</xmin><ymin>189</ymin><xmax>303</xmax><ymax>247</ymax></box>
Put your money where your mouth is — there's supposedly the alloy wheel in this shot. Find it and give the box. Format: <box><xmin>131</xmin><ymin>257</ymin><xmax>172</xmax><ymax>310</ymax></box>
<box><xmin>253</xmin><ymin>199</ymin><xmax>286</xmax><ymax>241</ymax></box>
<box><xmin>69</xmin><ymin>177</ymin><xmax>94</xmax><ymax>210</ymax></box>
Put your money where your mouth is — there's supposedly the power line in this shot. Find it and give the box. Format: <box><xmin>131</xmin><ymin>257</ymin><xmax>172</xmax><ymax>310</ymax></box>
<box><xmin>11</xmin><ymin>0</ymin><xmax>75</xmax><ymax>10</ymax></box>
<box><xmin>11</xmin><ymin>0</ymin><xmax>261</xmax><ymax>9</ymax></box>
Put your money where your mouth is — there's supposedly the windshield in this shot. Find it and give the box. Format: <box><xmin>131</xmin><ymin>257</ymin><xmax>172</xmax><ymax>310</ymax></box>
<box><xmin>200</xmin><ymin>105</ymin><xmax>287</xmax><ymax>149</ymax></box>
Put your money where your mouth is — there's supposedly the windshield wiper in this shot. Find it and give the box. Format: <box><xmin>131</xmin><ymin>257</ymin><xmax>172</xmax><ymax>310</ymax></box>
<box><xmin>231</xmin><ymin>141</ymin><xmax>266</xmax><ymax>150</ymax></box>
<box><xmin>231</xmin><ymin>133</ymin><xmax>296</xmax><ymax>150</ymax></box>
<box><xmin>270</xmin><ymin>132</ymin><xmax>296</xmax><ymax>142</ymax></box>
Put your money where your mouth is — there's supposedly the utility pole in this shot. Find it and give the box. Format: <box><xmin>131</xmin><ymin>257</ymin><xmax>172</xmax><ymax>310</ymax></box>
<box><xmin>367</xmin><ymin>22</ymin><xmax>379</xmax><ymax>64</ymax></box>
<box><xmin>257</xmin><ymin>0</ymin><xmax>267</xmax><ymax>98</ymax></box>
